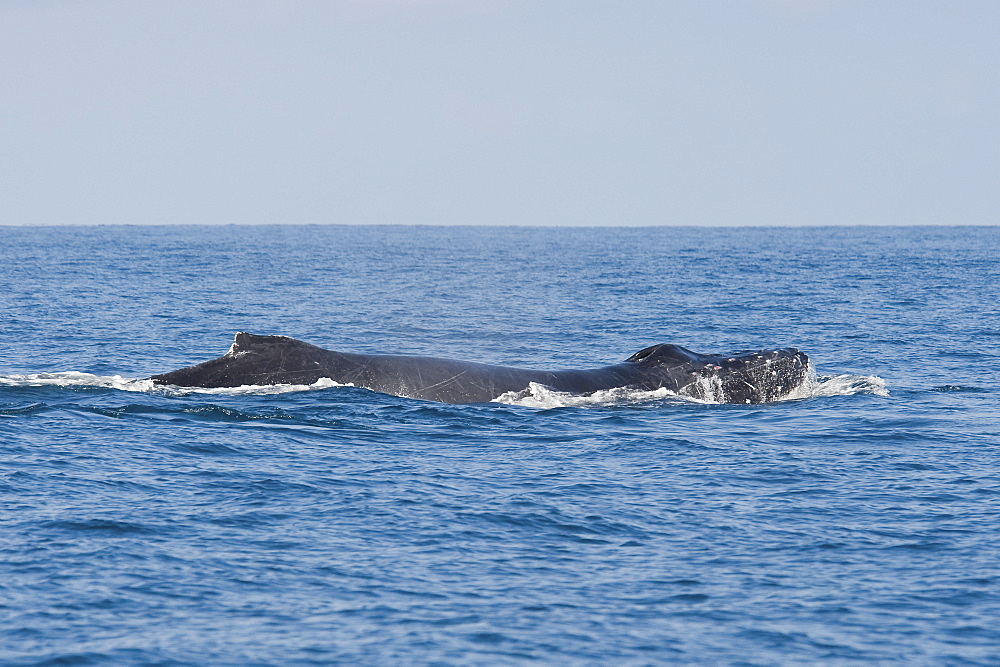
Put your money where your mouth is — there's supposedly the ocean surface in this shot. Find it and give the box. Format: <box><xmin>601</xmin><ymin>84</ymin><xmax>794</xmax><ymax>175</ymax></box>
<box><xmin>1</xmin><ymin>225</ymin><xmax>997</xmax><ymax>665</ymax></box>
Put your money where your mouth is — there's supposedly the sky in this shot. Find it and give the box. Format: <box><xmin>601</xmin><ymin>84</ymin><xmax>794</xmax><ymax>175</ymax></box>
<box><xmin>1</xmin><ymin>0</ymin><xmax>998</xmax><ymax>226</ymax></box>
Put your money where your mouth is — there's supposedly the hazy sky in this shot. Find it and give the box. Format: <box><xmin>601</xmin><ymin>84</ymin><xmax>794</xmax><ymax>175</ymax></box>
<box><xmin>2</xmin><ymin>1</ymin><xmax>998</xmax><ymax>226</ymax></box>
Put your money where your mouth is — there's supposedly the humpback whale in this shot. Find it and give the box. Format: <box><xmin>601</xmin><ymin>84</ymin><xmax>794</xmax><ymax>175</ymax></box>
<box><xmin>150</xmin><ymin>333</ymin><xmax>809</xmax><ymax>404</ymax></box>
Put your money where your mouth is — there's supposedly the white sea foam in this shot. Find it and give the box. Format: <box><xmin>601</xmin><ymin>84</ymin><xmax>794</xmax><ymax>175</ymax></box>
<box><xmin>0</xmin><ymin>373</ymin><xmax>352</xmax><ymax>397</ymax></box>
<box><xmin>159</xmin><ymin>377</ymin><xmax>354</xmax><ymax>397</ymax></box>
<box><xmin>492</xmin><ymin>382</ymin><xmax>731</xmax><ymax>409</ymax></box>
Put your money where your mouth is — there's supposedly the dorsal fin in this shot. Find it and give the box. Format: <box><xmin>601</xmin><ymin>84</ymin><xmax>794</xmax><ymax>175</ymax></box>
<box><xmin>624</xmin><ymin>343</ymin><xmax>702</xmax><ymax>364</ymax></box>
<box><xmin>228</xmin><ymin>332</ymin><xmax>297</xmax><ymax>355</ymax></box>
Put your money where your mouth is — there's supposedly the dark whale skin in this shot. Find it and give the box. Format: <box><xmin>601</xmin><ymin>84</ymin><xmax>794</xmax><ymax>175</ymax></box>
<box><xmin>151</xmin><ymin>332</ymin><xmax>810</xmax><ymax>405</ymax></box>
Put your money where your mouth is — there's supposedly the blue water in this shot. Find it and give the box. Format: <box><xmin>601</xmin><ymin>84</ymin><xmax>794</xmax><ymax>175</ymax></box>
<box><xmin>1</xmin><ymin>225</ymin><xmax>998</xmax><ymax>664</ymax></box>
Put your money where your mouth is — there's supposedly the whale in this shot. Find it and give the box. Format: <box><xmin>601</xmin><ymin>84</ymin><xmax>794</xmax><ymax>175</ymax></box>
<box><xmin>150</xmin><ymin>332</ymin><xmax>810</xmax><ymax>404</ymax></box>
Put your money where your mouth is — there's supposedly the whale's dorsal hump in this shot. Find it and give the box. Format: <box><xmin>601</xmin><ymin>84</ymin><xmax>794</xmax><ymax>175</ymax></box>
<box><xmin>625</xmin><ymin>343</ymin><xmax>702</xmax><ymax>365</ymax></box>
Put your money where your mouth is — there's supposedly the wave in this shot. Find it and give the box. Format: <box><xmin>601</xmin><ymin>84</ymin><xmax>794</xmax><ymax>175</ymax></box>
<box><xmin>0</xmin><ymin>371</ymin><xmax>153</xmax><ymax>392</ymax></box>
<box><xmin>492</xmin><ymin>382</ymin><xmax>678</xmax><ymax>408</ymax></box>
<box><xmin>0</xmin><ymin>372</ymin><xmax>353</xmax><ymax>397</ymax></box>
<box><xmin>493</xmin><ymin>369</ymin><xmax>889</xmax><ymax>409</ymax></box>
<box><xmin>1</xmin><ymin>369</ymin><xmax>888</xmax><ymax>408</ymax></box>
<box><xmin>800</xmin><ymin>373</ymin><xmax>890</xmax><ymax>399</ymax></box>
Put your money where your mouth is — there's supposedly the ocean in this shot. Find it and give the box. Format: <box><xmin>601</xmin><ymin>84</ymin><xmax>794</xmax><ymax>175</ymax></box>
<box><xmin>1</xmin><ymin>225</ymin><xmax>997</xmax><ymax>664</ymax></box>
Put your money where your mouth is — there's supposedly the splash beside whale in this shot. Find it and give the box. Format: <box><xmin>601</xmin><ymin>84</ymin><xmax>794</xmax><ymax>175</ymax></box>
<box><xmin>150</xmin><ymin>333</ymin><xmax>810</xmax><ymax>405</ymax></box>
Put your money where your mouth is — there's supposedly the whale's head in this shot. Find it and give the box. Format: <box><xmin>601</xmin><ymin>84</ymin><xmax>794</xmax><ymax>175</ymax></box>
<box><xmin>710</xmin><ymin>347</ymin><xmax>810</xmax><ymax>403</ymax></box>
<box><xmin>626</xmin><ymin>344</ymin><xmax>809</xmax><ymax>403</ymax></box>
